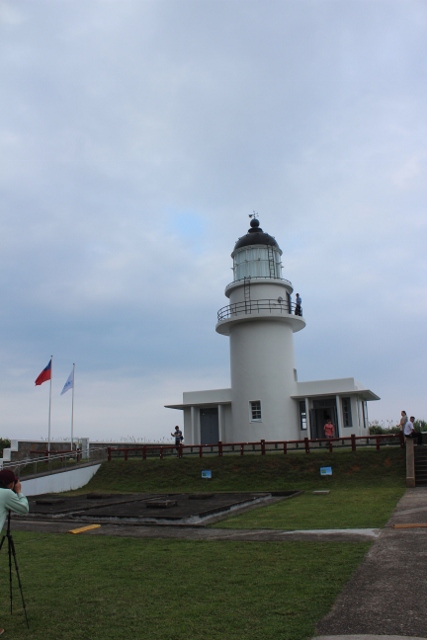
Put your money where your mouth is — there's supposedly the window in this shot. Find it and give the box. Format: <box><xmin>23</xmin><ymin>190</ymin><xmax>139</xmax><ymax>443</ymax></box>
<box><xmin>250</xmin><ymin>400</ymin><xmax>262</xmax><ymax>421</ymax></box>
<box><xmin>342</xmin><ymin>397</ymin><xmax>353</xmax><ymax>427</ymax></box>
<box><xmin>362</xmin><ymin>401</ymin><xmax>368</xmax><ymax>429</ymax></box>
<box><xmin>299</xmin><ymin>401</ymin><xmax>307</xmax><ymax>430</ymax></box>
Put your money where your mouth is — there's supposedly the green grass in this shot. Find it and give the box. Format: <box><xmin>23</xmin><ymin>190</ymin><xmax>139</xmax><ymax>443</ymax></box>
<box><xmin>214</xmin><ymin>486</ymin><xmax>404</xmax><ymax>529</ymax></box>
<box><xmin>0</xmin><ymin>448</ymin><xmax>405</xmax><ymax>638</ymax></box>
<box><xmin>83</xmin><ymin>447</ymin><xmax>405</xmax><ymax>494</ymax></box>
<box><xmin>1</xmin><ymin>533</ymin><xmax>370</xmax><ymax>640</ymax></box>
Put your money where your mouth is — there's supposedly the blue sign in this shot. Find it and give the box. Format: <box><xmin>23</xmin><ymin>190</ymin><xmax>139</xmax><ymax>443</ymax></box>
<box><xmin>201</xmin><ymin>470</ymin><xmax>212</xmax><ymax>479</ymax></box>
<box><xmin>320</xmin><ymin>466</ymin><xmax>332</xmax><ymax>476</ymax></box>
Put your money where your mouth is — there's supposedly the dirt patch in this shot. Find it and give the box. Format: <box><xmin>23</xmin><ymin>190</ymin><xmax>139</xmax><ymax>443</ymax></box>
<box><xmin>26</xmin><ymin>491</ymin><xmax>299</xmax><ymax>526</ymax></box>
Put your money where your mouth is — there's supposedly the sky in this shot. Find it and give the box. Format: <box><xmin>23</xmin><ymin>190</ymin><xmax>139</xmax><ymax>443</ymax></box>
<box><xmin>1</xmin><ymin>0</ymin><xmax>426</xmax><ymax>443</ymax></box>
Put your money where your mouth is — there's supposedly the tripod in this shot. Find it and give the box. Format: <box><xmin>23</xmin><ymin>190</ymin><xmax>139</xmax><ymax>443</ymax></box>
<box><xmin>0</xmin><ymin>512</ymin><xmax>29</xmax><ymax>629</ymax></box>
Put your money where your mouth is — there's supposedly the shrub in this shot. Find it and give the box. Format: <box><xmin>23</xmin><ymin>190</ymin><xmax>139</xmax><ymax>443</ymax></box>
<box><xmin>0</xmin><ymin>438</ymin><xmax>11</xmax><ymax>456</ymax></box>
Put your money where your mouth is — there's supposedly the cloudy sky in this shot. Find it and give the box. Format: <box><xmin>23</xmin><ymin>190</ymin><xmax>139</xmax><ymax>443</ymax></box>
<box><xmin>1</xmin><ymin>0</ymin><xmax>426</xmax><ymax>443</ymax></box>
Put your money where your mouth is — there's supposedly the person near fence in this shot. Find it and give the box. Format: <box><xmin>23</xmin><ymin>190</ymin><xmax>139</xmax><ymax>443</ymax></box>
<box><xmin>404</xmin><ymin>416</ymin><xmax>416</xmax><ymax>440</ymax></box>
<box><xmin>0</xmin><ymin>469</ymin><xmax>29</xmax><ymax>636</ymax></box>
<box><xmin>324</xmin><ymin>419</ymin><xmax>334</xmax><ymax>439</ymax></box>
<box><xmin>295</xmin><ymin>293</ymin><xmax>302</xmax><ymax>316</ymax></box>
<box><xmin>171</xmin><ymin>426</ymin><xmax>184</xmax><ymax>454</ymax></box>
<box><xmin>399</xmin><ymin>411</ymin><xmax>408</xmax><ymax>433</ymax></box>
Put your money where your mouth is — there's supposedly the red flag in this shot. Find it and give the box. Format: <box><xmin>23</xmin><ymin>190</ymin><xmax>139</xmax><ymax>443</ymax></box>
<box><xmin>35</xmin><ymin>359</ymin><xmax>52</xmax><ymax>386</ymax></box>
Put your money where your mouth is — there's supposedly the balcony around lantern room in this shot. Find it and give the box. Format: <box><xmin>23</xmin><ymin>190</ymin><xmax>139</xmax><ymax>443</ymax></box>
<box><xmin>215</xmin><ymin>296</ymin><xmax>306</xmax><ymax>336</ymax></box>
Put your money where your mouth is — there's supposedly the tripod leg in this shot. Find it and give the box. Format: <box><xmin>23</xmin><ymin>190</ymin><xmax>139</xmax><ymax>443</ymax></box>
<box><xmin>8</xmin><ymin>535</ymin><xmax>29</xmax><ymax>629</ymax></box>
<box><xmin>8</xmin><ymin>534</ymin><xmax>13</xmax><ymax>616</ymax></box>
<box><xmin>0</xmin><ymin>534</ymin><xmax>6</xmax><ymax>553</ymax></box>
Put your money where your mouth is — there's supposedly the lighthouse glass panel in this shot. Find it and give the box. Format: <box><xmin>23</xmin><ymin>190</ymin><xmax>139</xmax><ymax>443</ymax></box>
<box><xmin>233</xmin><ymin>247</ymin><xmax>282</xmax><ymax>281</ymax></box>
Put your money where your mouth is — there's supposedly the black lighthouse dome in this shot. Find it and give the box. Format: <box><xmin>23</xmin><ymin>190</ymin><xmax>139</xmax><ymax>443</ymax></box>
<box><xmin>233</xmin><ymin>218</ymin><xmax>280</xmax><ymax>253</ymax></box>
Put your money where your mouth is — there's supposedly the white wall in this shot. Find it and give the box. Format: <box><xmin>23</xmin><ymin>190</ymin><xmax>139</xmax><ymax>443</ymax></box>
<box><xmin>20</xmin><ymin>463</ymin><xmax>101</xmax><ymax>496</ymax></box>
<box><xmin>229</xmin><ymin>319</ymin><xmax>299</xmax><ymax>441</ymax></box>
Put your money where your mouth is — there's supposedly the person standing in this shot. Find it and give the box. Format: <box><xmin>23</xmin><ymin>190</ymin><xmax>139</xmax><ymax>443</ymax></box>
<box><xmin>0</xmin><ymin>469</ymin><xmax>29</xmax><ymax>637</ymax></box>
<box><xmin>399</xmin><ymin>411</ymin><xmax>408</xmax><ymax>433</ymax></box>
<box><xmin>324</xmin><ymin>419</ymin><xmax>334</xmax><ymax>438</ymax></box>
<box><xmin>295</xmin><ymin>293</ymin><xmax>302</xmax><ymax>316</ymax></box>
<box><xmin>171</xmin><ymin>426</ymin><xmax>183</xmax><ymax>454</ymax></box>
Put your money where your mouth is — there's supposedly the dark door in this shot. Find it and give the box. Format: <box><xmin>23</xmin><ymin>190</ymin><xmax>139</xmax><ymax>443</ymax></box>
<box><xmin>311</xmin><ymin>399</ymin><xmax>338</xmax><ymax>438</ymax></box>
<box><xmin>200</xmin><ymin>408</ymin><xmax>219</xmax><ymax>444</ymax></box>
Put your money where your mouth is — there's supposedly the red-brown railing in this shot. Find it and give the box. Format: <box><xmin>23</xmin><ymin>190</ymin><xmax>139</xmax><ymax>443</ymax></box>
<box><xmin>107</xmin><ymin>432</ymin><xmax>404</xmax><ymax>461</ymax></box>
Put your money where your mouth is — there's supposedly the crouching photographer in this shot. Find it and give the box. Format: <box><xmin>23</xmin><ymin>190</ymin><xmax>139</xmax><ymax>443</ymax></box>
<box><xmin>0</xmin><ymin>469</ymin><xmax>29</xmax><ymax>636</ymax></box>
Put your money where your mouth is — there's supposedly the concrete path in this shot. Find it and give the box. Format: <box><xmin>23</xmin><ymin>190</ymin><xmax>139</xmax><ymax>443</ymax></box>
<box><xmin>313</xmin><ymin>487</ymin><xmax>427</xmax><ymax>640</ymax></box>
<box><xmin>12</xmin><ymin>518</ymin><xmax>379</xmax><ymax>542</ymax></box>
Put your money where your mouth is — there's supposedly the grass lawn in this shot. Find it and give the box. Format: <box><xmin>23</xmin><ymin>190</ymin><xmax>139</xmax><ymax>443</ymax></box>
<box><xmin>1</xmin><ymin>533</ymin><xmax>370</xmax><ymax>640</ymax></box>
<box><xmin>213</xmin><ymin>486</ymin><xmax>404</xmax><ymax>529</ymax></box>
<box><xmin>84</xmin><ymin>447</ymin><xmax>406</xmax><ymax>494</ymax></box>
<box><xmin>0</xmin><ymin>448</ymin><xmax>405</xmax><ymax>638</ymax></box>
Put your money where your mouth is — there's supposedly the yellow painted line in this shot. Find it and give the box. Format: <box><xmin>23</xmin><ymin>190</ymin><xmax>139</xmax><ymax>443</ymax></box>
<box><xmin>68</xmin><ymin>524</ymin><xmax>101</xmax><ymax>535</ymax></box>
<box><xmin>392</xmin><ymin>523</ymin><xmax>427</xmax><ymax>529</ymax></box>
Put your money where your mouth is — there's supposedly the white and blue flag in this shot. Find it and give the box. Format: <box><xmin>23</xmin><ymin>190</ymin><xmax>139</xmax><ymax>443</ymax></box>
<box><xmin>60</xmin><ymin>367</ymin><xmax>74</xmax><ymax>395</ymax></box>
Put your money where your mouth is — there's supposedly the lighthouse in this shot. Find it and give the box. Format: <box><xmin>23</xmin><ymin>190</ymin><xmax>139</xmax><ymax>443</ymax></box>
<box><xmin>215</xmin><ymin>216</ymin><xmax>305</xmax><ymax>441</ymax></box>
<box><xmin>166</xmin><ymin>217</ymin><xmax>379</xmax><ymax>445</ymax></box>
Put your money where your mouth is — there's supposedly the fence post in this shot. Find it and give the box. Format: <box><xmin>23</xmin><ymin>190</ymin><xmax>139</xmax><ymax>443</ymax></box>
<box><xmin>178</xmin><ymin>443</ymin><xmax>183</xmax><ymax>458</ymax></box>
<box><xmin>218</xmin><ymin>441</ymin><xmax>223</xmax><ymax>457</ymax></box>
<box><xmin>351</xmin><ymin>434</ymin><xmax>356</xmax><ymax>452</ymax></box>
<box><xmin>199</xmin><ymin>445</ymin><xmax>203</xmax><ymax>458</ymax></box>
<box><xmin>159</xmin><ymin>447</ymin><xmax>163</xmax><ymax>460</ymax></box>
<box><xmin>376</xmin><ymin>437</ymin><xmax>380</xmax><ymax>451</ymax></box>
<box><xmin>124</xmin><ymin>450</ymin><xmax>128</xmax><ymax>461</ymax></box>
<box><xmin>240</xmin><ymin>443</ymin><xmax>244</xmax><ymax>456</ymax></box>
<box><xmin>283</xmin><ymin>442</ymin><xmax>287</xmax><ymax>454</ymax></box>
<box><xmin>329</xmin><ymin>439</ymin><xmax>333</xmax><ymax>453</ymax></box>
<box><xmin>107</xmin><ymin>447</ymin><xmax>111</xmax><ymax>462</ymax></box>
<box><xmin>261</xmin><ymin>439</ymin><xmax>266</xmax><ymax>456</ymax></box>
<box><xmin>399</xmin><ymin>431</ymin><xmax>405</xmax><ymax>448</ymax></box>
<box><xmin>304</xmin><ymin>437</ymin><xmax>310</xmax><ymax>454</ymax></box>
<box><xmin>142</xmin><ymin>446</ymin><xmax>146</xmax><ymax>460</ymax></box>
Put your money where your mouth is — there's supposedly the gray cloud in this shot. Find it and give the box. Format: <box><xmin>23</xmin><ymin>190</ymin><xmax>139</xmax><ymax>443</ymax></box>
<box><xmin>0</xmin><ymin>0</ymin><xmax>426</xmax><ymax>440</ymax></box>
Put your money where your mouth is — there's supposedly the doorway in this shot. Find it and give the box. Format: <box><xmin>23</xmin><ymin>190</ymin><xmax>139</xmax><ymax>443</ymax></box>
<box><xmin>200</xmin><ymin>407</ymin><xmax>219</xmax><ymax>445</ymax></box>
<box><xmin>309</xmin><ymin>399</ymin><xmax>338</xmax><ymax>439</ymax></box>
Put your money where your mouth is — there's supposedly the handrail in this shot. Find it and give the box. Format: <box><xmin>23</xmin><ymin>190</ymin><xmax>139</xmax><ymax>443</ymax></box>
<box><xmin>107</xmin><ymin>433</ymin><xmax>404</xmax><ymax>461</ymax></box>
<box><xmin>228</xmin><ymin>276</ymin><xmax>293</xmax><ymax>286</ymax></box>
<box><xmin>2</xmin><ymin>447</ymin><xmax>108</xmax><ymax>476</ymax></box>
<box><xmin>217</xmin><ymin>298</ymin><xmax>303</xmax><ymax>322</ymax></box>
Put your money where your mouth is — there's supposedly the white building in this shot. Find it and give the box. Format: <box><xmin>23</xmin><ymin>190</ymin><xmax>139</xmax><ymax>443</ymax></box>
<box><xmin>166</xmin><ymin>218</ymin><xmax>379</xmax><ymax>444</ymax></box>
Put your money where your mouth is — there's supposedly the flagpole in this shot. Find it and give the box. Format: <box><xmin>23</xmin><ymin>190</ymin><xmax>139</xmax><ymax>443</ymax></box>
<box><xmin>70</xmin><ymin>363</ymin><xmax>75</xmax><ymax>451</ymax></box>
<box><xmin>48</xmin><ymin>355</ymin><xmax>53</xmax><ymax>452</ymax></box>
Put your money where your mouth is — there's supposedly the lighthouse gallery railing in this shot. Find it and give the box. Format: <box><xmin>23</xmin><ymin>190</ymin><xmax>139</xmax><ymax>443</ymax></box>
<box><xmin>217</xmin><ymin>298</ymin><xmax>302</xmax><ymax>322</ymax></box>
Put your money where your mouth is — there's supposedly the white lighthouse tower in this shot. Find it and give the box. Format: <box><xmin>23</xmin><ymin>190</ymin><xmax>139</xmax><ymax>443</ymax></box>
<box><xmin>215</xmin><ymin>217</ymin><xmax>305</xmax><ymax>441</ymax></box>
<box><xmin>166</xmin><ymin>216</ymin><xmax>379</xmax><ymax>445</ymax></box>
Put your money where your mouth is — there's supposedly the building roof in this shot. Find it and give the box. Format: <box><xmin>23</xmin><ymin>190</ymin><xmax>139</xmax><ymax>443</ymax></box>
<box><xmin>292</xmin><ymin>378</ymin><xmax>380</xmax><ymax>401</ymax></box>
<box><xmin>233</xmin><ymin>218</ymin><xmax>280</xmax><ymax>253</ymax></box>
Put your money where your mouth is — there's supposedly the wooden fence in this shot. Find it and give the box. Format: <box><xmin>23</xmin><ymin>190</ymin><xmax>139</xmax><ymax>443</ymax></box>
<box><xmin>107</xmin><ymin>432</ymin><xmax>404</xmax><ymax>461</ymax></box>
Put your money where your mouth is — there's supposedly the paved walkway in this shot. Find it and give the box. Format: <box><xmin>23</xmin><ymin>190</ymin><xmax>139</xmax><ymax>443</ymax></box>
<box><xmin>12</xmin><ymin>518</ymin><xmax>379</xmax><ymax>542</ymax></box>
<box><xmin>313</xmin><ymin>487</ymin><xmax>427</xmax><ymax>640</ymax></box>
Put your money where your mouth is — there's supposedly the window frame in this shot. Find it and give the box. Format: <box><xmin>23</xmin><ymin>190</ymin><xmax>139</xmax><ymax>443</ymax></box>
<box><xmin>250</xmin><ymin>400</ymin><xmax>262</xmax><ymax>422</ymax></box>
<box><xmin>342</xmin><ymin>396</ymin><xmax>353</xmax><ymax>428</ymax></box>
<box><xmin>299</xmin><ymin>400</ymin><xmax>307</xmax><ymax>430</ymax></box>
